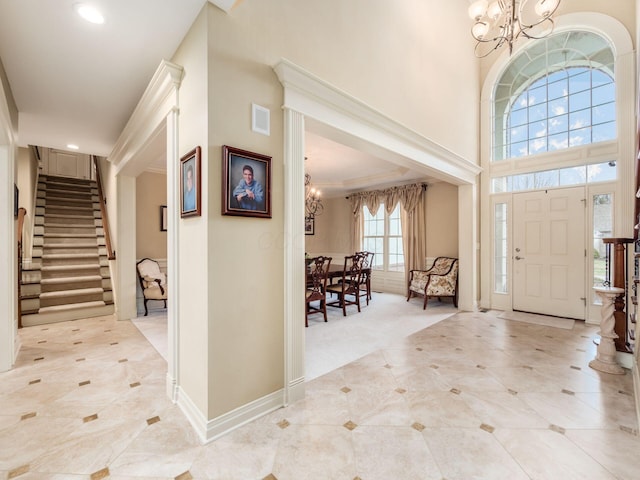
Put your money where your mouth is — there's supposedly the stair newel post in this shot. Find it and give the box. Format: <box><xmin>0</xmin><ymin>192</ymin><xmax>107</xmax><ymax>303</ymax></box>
<box><xmin>602</xmin><ymin>237</ymin><xmax>634</xmax><ymax>352</ymax></box>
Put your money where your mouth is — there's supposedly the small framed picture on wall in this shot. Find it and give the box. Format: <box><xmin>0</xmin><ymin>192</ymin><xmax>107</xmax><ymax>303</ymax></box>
<box><xmin>180</xmin><ymin>146</ymin><xmax>202</xmax><ymax>218</ymax></box>
<box><xmin>305</xmin><ymin>216</ymin><xmax>314</xmax><ymax>235</ymax></box>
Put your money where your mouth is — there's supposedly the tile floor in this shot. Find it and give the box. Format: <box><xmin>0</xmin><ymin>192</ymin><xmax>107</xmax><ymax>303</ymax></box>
<box><xmin>1</xmin><ymin>307</ymin><xmax>639</xmax><ymax>479</ymax></box>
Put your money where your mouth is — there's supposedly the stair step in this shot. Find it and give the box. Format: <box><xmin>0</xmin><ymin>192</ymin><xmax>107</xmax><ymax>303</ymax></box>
<box><xmin>45</xmin><ymin>223</ymin><xmax>96</xmax><ymax>229</ymax></box>
<box><xmin>21</xmin><ymin>303</ymin><xmax>115</xmax><ymax>326</ymax></box>
<box><xmin>42</xmin><ymin>264</ymin><xmax>101</xmax><ymax>272</ymax></box>
<box><xmin>44</xmin><ymin>233</ymin><xmax>98</xmax><ymax>238</ymax></box>
<box><xmin>43</xmin><ymin>205</ymin><xmax>95</xmax><ymax>213</ymax></box>
<box><xmin>45</xmin><ymin>190</ymin><xmax>93</xmax><ymax>197</ymax></box>
<box><xmin>43</xmin><ymin>242</ymin><xmax>97</xmax><ymax>249</ymax></box>
<box><xmin>38</xmin><ymin>300</ymin><xmax>106</xmax><ymax>313</ymax></box>
<box><xmin>41</xmin><ymin>275</ymin><xmax>103</xmax><ymax>285</ymax></box>
<box><xmin>40</xmin><ymin>287</ymin><xmax>104</xmax><ymax>299</ymax></box>
<box><xmin>45</xmin><ymin>213</ymin><xmax>95</xmax><ymax>220</ymax></box>
<box><xmin>45</xmin><ymin>188</ymin><xmax>93</xmax><ymax>195</ymax></box>
<box><xmin>42</xmin><ymin>253</ymin><xmax>99</xmax><ymax>260</ymax></box>
<box><xmin>45</xmin><ymin>182</ymin><xmax>93</xmax><ymax>193</ymax></box>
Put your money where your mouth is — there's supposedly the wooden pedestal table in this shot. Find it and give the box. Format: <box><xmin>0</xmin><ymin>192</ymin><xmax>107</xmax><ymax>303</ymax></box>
<box><xmin>590</xmin><ymin>286</ymin><xmax>625</xmax><ymax>375</ymax></box>
<box><xmin>601</xmin><ymin>237</ymin><xmax>633</xmax><ymax>352</ymax></box>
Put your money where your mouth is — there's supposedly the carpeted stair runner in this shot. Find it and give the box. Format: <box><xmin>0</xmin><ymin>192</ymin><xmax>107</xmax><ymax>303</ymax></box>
<box><xmin>20</xmin><ymin>175</ymin><xmax>114</xmax><ymax>326</ymax></box>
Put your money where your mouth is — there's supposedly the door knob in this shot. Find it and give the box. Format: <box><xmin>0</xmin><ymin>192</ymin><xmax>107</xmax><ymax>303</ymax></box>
<box><xmin>515</xmin><ymin>256</ymin><xmax>524</xmax><ymax>260</ymax></box>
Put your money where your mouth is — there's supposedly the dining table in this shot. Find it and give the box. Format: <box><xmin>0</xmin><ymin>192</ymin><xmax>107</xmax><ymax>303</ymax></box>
<box><xmin>305</xmin><ymin>261</ymin><xmax>371</xmax><ymax>284</ymax></box>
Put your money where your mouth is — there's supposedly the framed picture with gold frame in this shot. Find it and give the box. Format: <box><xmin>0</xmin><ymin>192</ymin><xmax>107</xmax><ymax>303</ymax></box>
<box><xmin>180</xmin><ymin>146</ymin><xmax>201</xmax><ymax>218</ymax></box>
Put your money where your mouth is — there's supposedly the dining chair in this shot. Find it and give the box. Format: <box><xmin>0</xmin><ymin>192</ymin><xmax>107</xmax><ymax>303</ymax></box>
<box><xmin>305</xmin><ymin>255</ymin><xmax>332</xmax><ymax>327</ymax></box>
<box><xmin>356</xmin><ymin>251</ymin><xmax>375</xmax><ymax>304</ymax></box>
<box><xmin>338</xmin><ymin>251</ymin><xmax>374</xmax><ymax>305</ymax></box>
<box><xmin>326</xmin><ymin>253</ymin><xmax>364</xmax><ymax>316</ymax></box>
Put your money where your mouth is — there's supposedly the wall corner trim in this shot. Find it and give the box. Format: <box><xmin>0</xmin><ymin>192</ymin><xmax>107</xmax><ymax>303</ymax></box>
<box><xmin>177</xmin><ymin>387</ymin><xmax>285</xmax><ymax>444</ymax></box>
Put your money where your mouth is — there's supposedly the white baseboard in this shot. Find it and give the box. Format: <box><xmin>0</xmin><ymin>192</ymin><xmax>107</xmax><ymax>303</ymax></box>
<box><xmin>177</xmin><ymin>386</ymin><xmax>285</xmax><ymax>444</ymax></box>
<box><xmin>166</xmin><ymin>372</ymin><xmax>178</xmax><ymax>403</ymax></box>
<box><xmin>287</xmin><ymin>376</ymin><xmax>305</xmax><ymax>404</ymax></box>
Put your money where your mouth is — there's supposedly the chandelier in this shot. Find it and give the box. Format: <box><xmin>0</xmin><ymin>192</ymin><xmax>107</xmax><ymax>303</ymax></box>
<box><xmin>305</xmin><ymin>172</ymin><xmax>323</xmax><ymax>218</ymax></box>
<box><xmin>468</xmin><ymin>0</ymin><xmax>561</xmax><ymax>57</ymax></box>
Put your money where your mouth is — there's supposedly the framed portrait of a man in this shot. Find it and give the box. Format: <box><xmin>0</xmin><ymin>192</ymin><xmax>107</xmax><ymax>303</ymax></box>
<box><xmin>180</xmin><ymin>146</ymin><xmax>201</xmax><ymax>218</ymax></box>
<box><xmin>222</xmin><ymin>145</ymin><xmax>271</xmax><ymax>218</ymax></box>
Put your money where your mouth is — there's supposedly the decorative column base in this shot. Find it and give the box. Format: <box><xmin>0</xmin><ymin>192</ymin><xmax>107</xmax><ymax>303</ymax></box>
<box><xmin>589</xmin><ymin>287</ymin><xmax>625</xmax><ymax>375</ymax></box>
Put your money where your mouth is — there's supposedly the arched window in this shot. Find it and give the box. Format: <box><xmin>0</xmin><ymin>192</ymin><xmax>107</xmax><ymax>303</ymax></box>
<box><xmin>493</xmin><ymin>31</ymin><xmax>615</xmax><ymax>161</ymax></box>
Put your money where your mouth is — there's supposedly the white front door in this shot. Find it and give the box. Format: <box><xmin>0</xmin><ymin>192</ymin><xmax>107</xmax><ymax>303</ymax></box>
<box><xmin>513</xmin><ymin>187</ymin><xmax>586</xmax><ymax>320</ymax></box>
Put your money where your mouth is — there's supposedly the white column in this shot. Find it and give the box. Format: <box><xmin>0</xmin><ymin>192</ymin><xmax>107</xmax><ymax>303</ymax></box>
<box><xmin>284</xmin><ymin>107</ymin><xmax>306</xmax><ymax>404</ymax></box>
<box><xmin>458</xmin><ymin>183</ymin><xmax>478</xmax><ymax>311</ymax></box>
<box><xmin>115</xmin><ymin>174</ymin><xmax>137</xmax><ymax>320</ymax></box>
<box><xmin>590</xmin><ymin>286</ymin><xmax>625</xmax><ymax>375</ymax></box>
<box><xmin>615</xmin><ymin>51</ymin><xmax>635</xmax><ymax>239</ymax></box>
<box><xmin>166</xmin><ymin>107</ymin><xmax>180</xmax><ymax>401</ymax></box>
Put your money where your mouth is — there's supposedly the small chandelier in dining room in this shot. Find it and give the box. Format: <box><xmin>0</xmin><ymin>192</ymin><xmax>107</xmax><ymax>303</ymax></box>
<box><xmin>304</xmin><ymin>172</ymin><xmax>324</xmax><ymax>218</ymax></box>
<box><xmin>468</xmin><ymin>0</ymin><xmax>561</xmax><ymax>57</ymax></box>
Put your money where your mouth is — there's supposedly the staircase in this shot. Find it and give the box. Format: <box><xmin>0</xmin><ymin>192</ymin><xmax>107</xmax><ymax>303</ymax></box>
<box><xmin>20</xmin><ymin>175</ymin><xmax>114</xmax><ymax>326</ymax></box>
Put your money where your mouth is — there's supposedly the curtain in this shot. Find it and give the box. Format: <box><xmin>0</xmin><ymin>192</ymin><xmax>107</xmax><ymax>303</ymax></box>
<box><xmin>401</xmin><ymin>191</ymin><xmax>427</xmax><ymax>285</ymax></box>
<box><xmin>350</xmin><ymin>194</ymin><xmax>364</xmax><ymax>252</ymax></box>
<box><xmin>349</xmin><ymin>183</ymin><xmax>427</xmax><ymax>282</ymax></box>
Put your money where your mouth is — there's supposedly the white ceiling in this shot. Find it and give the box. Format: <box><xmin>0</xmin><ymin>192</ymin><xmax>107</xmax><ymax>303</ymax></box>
<box><xmin>0</xmin><ymin>0</ymin><xmax>437</xmax><ymax>195</ymax></box>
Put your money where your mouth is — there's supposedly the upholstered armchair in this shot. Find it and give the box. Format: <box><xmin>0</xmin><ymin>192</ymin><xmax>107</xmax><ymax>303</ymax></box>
<box><xmin>136</xmin><ymin>258</ymin><xmax>168</xmax><ymax>316</ymax></box>
<box><xmin>407</xmin><ymin>256</ymin><xmax>458</xmax><ymax>309</ymax></box>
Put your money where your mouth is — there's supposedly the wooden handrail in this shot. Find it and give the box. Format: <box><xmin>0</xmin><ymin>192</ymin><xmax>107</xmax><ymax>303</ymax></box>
<box><xmin>17</xmin><ymin>207</ymin><xmax>26</xmax><ymax>329</ymax></box>
<box><xmin>93</xmin><ymin>156</ymin><xmax>116</xmax><ymax>260</ymax></box>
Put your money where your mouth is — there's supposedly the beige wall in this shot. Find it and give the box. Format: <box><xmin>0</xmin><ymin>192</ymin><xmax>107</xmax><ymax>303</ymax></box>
<box><xmin>426</xmin><ymin>182</ymin><xmax>459</xmax><ymax>258</ymax></box>
<box><xmin>227</xmin><ymin>0</ymin><xmax>479</xmax><ymax>164</ymax></box>
<box><xmin>305</xmin><ymin>196</ymin><xmax>353</xmax><ymax>256</ymax></box>
<box><xmin>172</xmin><ymin>9</ymin><xmax>211</xmax><ymax>417</ymax></box>
<box><xmin>171</xmin><ymin>0</ymin><xmax>478</xmax><ymax>422</ymax></box>
<box><xmin>135</xmin><ymin>172</ymin><xmax>167</xmax><ymax>260</ymax></box>
<box><xmin>207</xmin><ymin>5</ymin><xmax>285</xmax><ymax>417</ymax></box>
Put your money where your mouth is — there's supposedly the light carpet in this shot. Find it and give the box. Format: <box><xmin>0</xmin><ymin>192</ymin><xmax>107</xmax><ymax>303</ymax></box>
<box><xmin>497</xmin><ymin>310</ymin><xmax>575</xmax><ymax>330</ymax></box>
<box><xmin>131</xmin><ymin>293</ymin><xmax>458</xmax><ymax>381</ymax></box>
<box><xmin>131</xmin><ymin>309</ymin><xmax>168</xmax><ymax>360</ymax></box>
<box><xmin>305</xmin><ymin>292</ymin><xmax>458</xmax><ymax>380</ymax></box>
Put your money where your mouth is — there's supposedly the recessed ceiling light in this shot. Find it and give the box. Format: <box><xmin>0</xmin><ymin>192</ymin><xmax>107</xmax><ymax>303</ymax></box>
<box><xmin>73</xmin><ymin>3</ymin><xmax>105</xmax><ymax>24</ymax></box>
<box><xmin>67</xmin><ymin>144</ymin><xmax>79</xmax><ymax>150</ymax></box>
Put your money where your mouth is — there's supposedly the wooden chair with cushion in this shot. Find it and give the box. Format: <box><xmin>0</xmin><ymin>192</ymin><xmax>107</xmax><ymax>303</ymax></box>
<box><xmin>326</xmin><ymin>253</ymin><xmax>365</xmax><ymax>316</ymax></box>
<box><xmin>406</xmin><ymin>256</ymin><xmax>458</xmax><ymax>309</ymax></box>
<box><xmin>136</xmin><ymin>258</ymin><xmax>168</xmax><ymax>316</ymax></box>
<box><xmin>305</xmin><ymin>256</ymin><xmax>332</xmax><ymax>327</ymax></box>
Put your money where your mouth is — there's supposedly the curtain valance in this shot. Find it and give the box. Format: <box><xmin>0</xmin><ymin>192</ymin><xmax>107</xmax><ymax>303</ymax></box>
<box><xmin>349</xmin><ymin>183</ymin><xmax>426</xmax><ymax>216</ymax></box>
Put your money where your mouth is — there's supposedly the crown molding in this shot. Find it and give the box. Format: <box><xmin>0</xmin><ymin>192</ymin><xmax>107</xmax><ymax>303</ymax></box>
<box><xmin>108</xmin><ymin>60</ymin><xmax>183</xmax><ymax>174</ymax></box>
<box><xmin>273</xmin><ymin>58</ymin><xmax>482</xmax><ymax>185</ymax></box>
